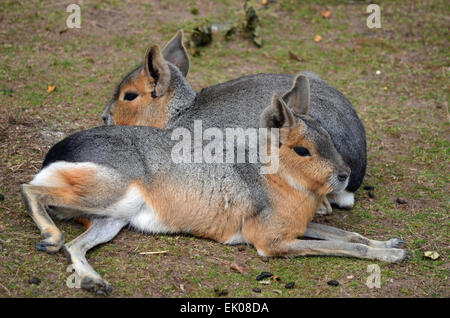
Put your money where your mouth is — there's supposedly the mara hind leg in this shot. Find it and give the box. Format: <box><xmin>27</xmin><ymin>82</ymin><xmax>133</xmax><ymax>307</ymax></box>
<box><xmin>63</xmin><ymin>217</ymin><xmax>127</xmax><ymax>296</ymax></box>
<box><xmin>303</xmin><ymin>222</ymin><xmax>406</xmax><ymax>249</ymax></box>
<box><xmin>20</xmin><ymin>162</ymin><xmax>129</xmax><ymax>253</ymax></box>
<box><xmin>20</xmin><ymin>184</ymin><xmax>66</xmax><ymax>253</ymax></box>
<box><xmin>268</xmin><ymin>239</ymin><xmax>410</xmax><ymax>263</ymax></box>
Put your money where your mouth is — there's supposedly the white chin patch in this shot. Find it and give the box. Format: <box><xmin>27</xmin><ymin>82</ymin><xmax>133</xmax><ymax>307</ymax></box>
<box><xmin>327</xmin><ymin>190</ymin><xmax>354</xmax><ymax>209</ymax></box>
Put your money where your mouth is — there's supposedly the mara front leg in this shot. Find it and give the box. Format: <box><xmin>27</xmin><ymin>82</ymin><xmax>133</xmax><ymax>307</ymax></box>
<box><xmin>304</xmin><ymin>222</ymin><xmax>406</xmax><ymax>249</ymax></box>
<box><xmin>279</xmin><ymin>239</ymin><xmax>410</xmax><ymax>263</ymax></box>
<box><xmin>63</xmin><ymin>217</ymin><xmax>128</xmax><ymax>296</ymax></box>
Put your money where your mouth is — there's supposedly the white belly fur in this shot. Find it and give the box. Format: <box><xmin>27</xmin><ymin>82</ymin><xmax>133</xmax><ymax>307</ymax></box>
<box><xmin>112</xmin><ymin>185</ymin><xmax>173</xmax><ymax>234</ymax></box>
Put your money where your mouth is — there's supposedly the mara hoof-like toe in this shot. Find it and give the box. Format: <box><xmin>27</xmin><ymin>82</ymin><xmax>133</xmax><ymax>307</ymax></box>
<box><xmin>36</xmin><ymin>237</ymin><xmax>65</xmax><ymax>253</ymax></box>
<box><xmin>391</xmin><ymin>249</ymin><xmax>411</xmax><ymax>263</ymax></box>
<box><xmin>385</xmin><ymin>238</ymin><xmax>406</xmax><ymax>249</ymax></box>
<box><xmin>81</xmin><ymin>276</ymin><xmax>113</xmax><ymax>296</ymax></box>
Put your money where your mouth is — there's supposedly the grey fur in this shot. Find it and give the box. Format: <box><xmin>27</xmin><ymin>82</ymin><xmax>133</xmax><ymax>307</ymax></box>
<box><xmin>162</xmin><ymin>30</ymin><xmax>190</xmax><ymax>77</ymax></box>
<box><xmin>163</xmin><ymin>71</ymin><xmax>366</xmax><ymax>193</ymax></box>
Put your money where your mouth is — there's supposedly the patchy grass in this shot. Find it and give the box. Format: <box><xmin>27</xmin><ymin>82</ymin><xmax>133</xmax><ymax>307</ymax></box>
<box><xmin>0</xmin><ymin>0</ymin><xmax>448</xmax><ymax>297</ymax></box>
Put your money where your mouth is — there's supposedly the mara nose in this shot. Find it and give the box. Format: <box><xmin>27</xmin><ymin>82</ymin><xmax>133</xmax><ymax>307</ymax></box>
<box><xmin>338</xmin><ymin>173</ymin><xmax>349</xmax><ymax>182</ymax></box>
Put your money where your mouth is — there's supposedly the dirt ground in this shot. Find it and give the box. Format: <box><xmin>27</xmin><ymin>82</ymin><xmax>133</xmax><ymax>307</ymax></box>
<box><xmin>0</xmin><ymin>0</ymin><xmax>448</xmax><ymax>297</ymax></box>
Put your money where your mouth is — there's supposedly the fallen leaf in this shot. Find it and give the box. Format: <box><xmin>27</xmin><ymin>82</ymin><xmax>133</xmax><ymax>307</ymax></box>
<box><xmin>288</xmin><ymin>51</ymin><xmax>305</xmax><ymax>62</ymax></box>
<box><xmin>272</xmin><ymin>275</ymin><xmax>281</xmax><ymax>282</ymax></box>
<box><xmin>424</xmin><ymin>251</ymin><xmax>440</xmax><ymax>260</ymax></box>
<box><xmin>230</xmin><ymin>262</ymin><xmax>245</xmax><ymax>274</ymax></box>
<box><xmin>47</xmin><ymin>85</ymin><xmax>56</xmax><ymax>93</ymax></box>
<box><xmin>314</xmin><ymin>34</ymin><xmax>323</xmax><ymax>43</ymax></box>
<box><xmin>347</xmin><ymin>275</ymin><xmax>354</xmax><ymax>280</ymax></box>
<box><xmin>273</xmin><ymin>289</ymin><xmax>282</xmax><ymax>295</ymax></box>
<box><xmin>321</xmin><ymin>11</ymin><xmax>331</xmax><ymax>19</ymax></box>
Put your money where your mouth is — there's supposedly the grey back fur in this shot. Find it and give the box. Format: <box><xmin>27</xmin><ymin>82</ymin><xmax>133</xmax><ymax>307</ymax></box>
<box><xmin>166</xmin><ymin>71</ymin><xmax>366</xmax><ymax>192</ymax></box>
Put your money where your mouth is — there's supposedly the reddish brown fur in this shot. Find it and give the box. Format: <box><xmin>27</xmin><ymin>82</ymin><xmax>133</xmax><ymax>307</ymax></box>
<box><xmin>131</xmin><ymin>179</ymin><xmax>254</xmax><ymax>243</ymax></box>
<box><xmin>74</xmin><ymin>217</ymin><xmax>92</xmax><ymax>229</ymax></box>
<box><xmin>111</xmin><ymin>69</ymin><xmax>172</xmax><ymax>128</ymax></box>
<box><xmin>55</xmin><ymin>167</ymin><xmax>98</xmax><ymax>204</ymax></box>
<box><xmin>242</xmin><ymin>123</ymin><xmax>333</xmax><ymax>256</ymax></box>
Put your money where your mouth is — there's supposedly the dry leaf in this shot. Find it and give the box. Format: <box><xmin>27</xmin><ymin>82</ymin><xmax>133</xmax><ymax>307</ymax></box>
<box><xmin>272</xmin><ymin>275</ymin><xmax>281</xmax><ymax>282</ymax></box>
<box><xmin>230</xmin><ymin>262</ymin><xmax>245</xmax><ymax>274</ymax></box>
<box><xmin>47</xmin><ymin>85</ymin><xmax>56</xmax><ymax>93</ymax></box>
<box><xmin>314</xmin><ymin>34</ymin><xmax>323</xmax><ymax>43</ymax></box>
<box><xmin>424</xmin><ymin>251</ymin><xmax>440</xmax><ymax>260</ymax></box>
<box><xmin>273</xmin><ymin>289</ymin><xmax>282</xmax><ymax>295</ymax></box>
<box><xmin>322</xmin><ymin>11</ymin><xmax>331</xmax><ymax>19</ymax></box>
<box><xmin>288</xmin><ymin>51</ymin><xmax>305</xmax><ymax>62</ymax></box>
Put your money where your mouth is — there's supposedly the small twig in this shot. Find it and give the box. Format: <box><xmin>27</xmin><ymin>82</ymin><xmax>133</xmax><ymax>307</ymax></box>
<box><xmin>139</xmin><ymin>250</ymin><xmax>168</xmax><ymax>255</ymax></box>
<box><xmin>0</xmin><ymin>282</ymin><xmax>11</xmax><ymax>296</ymax></box>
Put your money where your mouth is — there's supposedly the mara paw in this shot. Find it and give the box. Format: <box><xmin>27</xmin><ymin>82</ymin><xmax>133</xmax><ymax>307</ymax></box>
<box><xmin>316</xmin><ymin>203</ymin><xmax>332</xmax><ymax>215</ymax></box>
<box><xmin>36</xmin><ymin>232</ymin><xmax>65</xmax><ymax>253</ymax></box>
<box><xmin>377</xmin><ymin>248</ymin><xmax>411</xmax><ymax>263</ymax></box>
<box><xmin>327</xmin><ymin>190</ymin><xmax>354</xmax><ymax>210</ymax></box>
<box><xmin>384</xmin><ymin>238</ymin><xmax>406</xmax><ymax>249</ymax></box>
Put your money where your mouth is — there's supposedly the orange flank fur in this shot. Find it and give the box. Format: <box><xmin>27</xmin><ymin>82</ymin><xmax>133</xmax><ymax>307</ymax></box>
<box><xmin>74</xmin><ymin>217</ymin><xmax>92</xmax><ymax>229</ymax></box>
<box><xmin>131</xmin><ymin>179</ymin><xmax>254</xmax><ymax>243</ymax></box>
<box><xmin>54</xmin><ymin>167</ymin><xmax>99</xmax><ymax>204</ymax></box>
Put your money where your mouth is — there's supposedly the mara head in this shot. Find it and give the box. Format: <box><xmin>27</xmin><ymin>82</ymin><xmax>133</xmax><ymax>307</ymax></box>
<box><xmin>260</xmin><ymin>75</ymin><xmax>350</xmax><ymax>196</ymax></box>
<box><xmin>101</xmin><ymin>30</ymin><xmax>191</xmax><ymax>128</ymax></box>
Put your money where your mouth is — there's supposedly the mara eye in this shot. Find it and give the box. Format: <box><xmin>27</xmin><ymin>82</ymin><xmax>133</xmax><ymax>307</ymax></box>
<box><xmin>123</xmin><ymin>92</ymin><xmax>138</xmax><ymax>101</ymax></box>
<box><xmin>293</xmin><ymin>147</ymin><xmax>311</xmax><ymax>157</ymax></box>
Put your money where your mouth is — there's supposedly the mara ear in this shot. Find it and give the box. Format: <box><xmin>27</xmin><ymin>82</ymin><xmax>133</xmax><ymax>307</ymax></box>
<box><xmin>260</xmin><ymin>93</ymin><xmax>296</xmax><ymax>129</ymax></box>
<box><xmin>162</xmin><ymin>29</ymin><xmax>190</xmax><ymax>77</ymax></box>
<box><xmin>282</xmin><ymin>74</ymin><xmax>310</xmax><ymax>115</ymax></box>
<box><xmin>144</xmin><ymin>45</ymin><xmax>171</xmax><ymax>97</ymax></box>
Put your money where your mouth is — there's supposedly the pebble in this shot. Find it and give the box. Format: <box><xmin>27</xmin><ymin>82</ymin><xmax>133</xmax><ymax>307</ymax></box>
<box><xmin>214</xmin><ymin>288</ymin><xmax>228</xmax><ymax>297</ymax></box>
<box><xmin>327</xmin><ymin>280</ymin><xmax>339</xmax><ymax>287</ymax></box>
<box><xmin>256</xmin><ymin>272</ymin><xmax>273</xmax><ymax>281</ymax></box>
<box><xmin>285</xmin><ymin>282</ymin><xmax>295</xmax><ymax>289</ymax></box>
<box><xmin>29</xmin><ymin>277</ymin><xmax>41</xmax><ymax>285</ymax></box>
<box><xmin>252</xmin><ymin>287</ymin><xmax>262</xmax><ymax>293</ymax></box>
